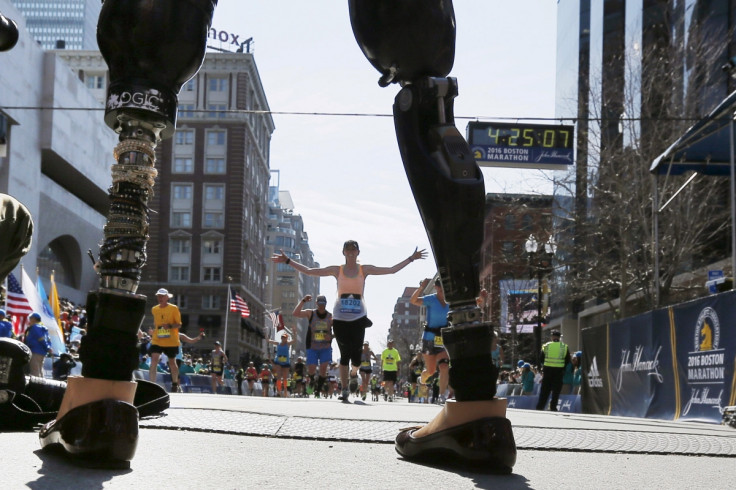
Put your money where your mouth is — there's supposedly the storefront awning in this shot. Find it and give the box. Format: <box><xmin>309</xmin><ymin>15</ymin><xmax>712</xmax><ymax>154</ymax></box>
<box><xmin>650</xmin><ymin>90</ymin><xmax>736</xmax><ymax>176</ymax></box>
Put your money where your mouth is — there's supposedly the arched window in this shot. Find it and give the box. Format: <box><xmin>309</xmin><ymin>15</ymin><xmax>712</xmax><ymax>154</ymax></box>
<box><xmin>38</xmin><ymin>236</ymin><xmax>81</xmax><ymax>288</ymax></box>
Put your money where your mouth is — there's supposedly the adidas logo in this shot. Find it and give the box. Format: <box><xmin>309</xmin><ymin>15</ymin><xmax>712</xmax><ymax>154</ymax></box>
<box><xmin>587</xmin><ymin>356</ymin><xmax>603</xmax><ymax>388</ymax></box>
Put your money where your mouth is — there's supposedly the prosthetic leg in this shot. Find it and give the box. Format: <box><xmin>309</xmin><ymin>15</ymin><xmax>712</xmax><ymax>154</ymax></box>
<box><xmin>38</xmin><ymin>0</ymin><xmax>216</xmax><ymax>468</ymax></box>
<box><xmin>349</xmin><ymin>0</ymin><xmax>516</xmax><ymax>471</ymax></box>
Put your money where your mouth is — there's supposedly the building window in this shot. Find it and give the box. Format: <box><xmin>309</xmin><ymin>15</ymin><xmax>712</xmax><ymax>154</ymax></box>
<box><xmin>174</xmin><ymin>130</ymin><xmax>194</xmax><ymax>146</ymax></box>
<box><xmin>85</xmin><ymin>74</ymin><xmax>104</xmax><ymax>89</ymax></box>
<box><xmin>204</xmin><ymin>184</ymin><xmax>225</xmax><ymax>201</ymax></box>
<box><xmin>179</xmin><ymin>104</ymin><xmax>195</xmax><ymax>118</ymax></box>
<box><xmin>504</xmin><ymin>214</ymin><xmax>516</xmax><ymax>230</ymax></box>
<box><xmin>170</xmin><ymin>237</ymin><xmax>191</xmax><ymax>254</ymax></box>
<box><xmin>521</xmin><ymin>214</ymin><xmax>533</xmax><ymax>231</ymax></box>
<box><xmin>183</xmin><ymin>79</ymin><xmax>196</xmax><ymax>92</ymax></box>
<box><xmin>205</xmin><ymin>158</ymin><xmax>226</xmax><ymax>174</ymax></box>
<box><xmin>203</xmin><ymin>267</ymin><xmax>222</xmax><ymax>282</ymax></box>
<box><xmin>207</xmin><ymin>104</ymin><xmax>227</xmax><ymax>118</ymax></box>
<box><xmin>202</xmin><ymin>295</ymin><xmax>221</xmax><ymax>310</ymax></box>
<box><xmin>172</xmin><ymin>184</ymin><xmax>193</xmax><ymax>200</ymax></box>
<box><xmin>170</xmin><ymin>266</ymin><xmax>190</xmax><ymax>282</ymax></box>
<box><xmin>172</xmin><ymin>294</ymin><xmax>188</xmax><ymax>308</ymax></box>
<box><xmin>172</xmin><ymin>212</ymin><xmax>192</xmax><ymax>228</ymax></box>
<box><xmin>203</xmin><ymin>238</ymin><xmax>222</xmax><ymax>255</ymax></box>
<box><xmin>502</xmin><ymin>241</ymin><xmax>515</xmax><ymax>261</ymax></box>
<box><xmin>203</xmin><ymin>212</ymin><xmax>224</xmax><ymax>228</ymax></box>
<box><xmin>209</xmin><ymin>77</ymin><xmax>228</xmax><ymax>92</ymax></box>
<box><xmin>206</xmin><ymin>130</ymin><xmax>226</xmax><ymax>146</ymax></box>
<box><xmin>173</xmin><ymin>157</ymin><xmax>193</xmax><ymax>173</ymax></box>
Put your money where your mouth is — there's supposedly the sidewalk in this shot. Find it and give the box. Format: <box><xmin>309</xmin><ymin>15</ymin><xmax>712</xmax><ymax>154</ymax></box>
<box><xmin>3</xmin><ymin>394</ymin><xmax>735</xmax><ymax>489</ymax></box>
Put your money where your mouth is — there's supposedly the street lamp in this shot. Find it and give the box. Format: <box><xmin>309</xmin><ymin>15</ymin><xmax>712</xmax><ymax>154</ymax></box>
<box><xmin>524</xmin><ymin>234</ymin><xmax>556</xmax><ymax>366</ymax></box>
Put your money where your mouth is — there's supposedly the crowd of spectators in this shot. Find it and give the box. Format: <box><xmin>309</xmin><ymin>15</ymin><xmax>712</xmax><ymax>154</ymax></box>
<box><xmin>497</xmin><ymin>350</ymin><xmax>583</xmax><ymax>396</ymax></box>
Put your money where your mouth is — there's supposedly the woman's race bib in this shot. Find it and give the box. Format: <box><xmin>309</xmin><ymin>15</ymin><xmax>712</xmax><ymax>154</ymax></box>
<box><xmin>339</xmin><ymin>297</ymin><xmax>362</xmax><ymax>315</ymax></box>
<box><xmin>433</xmin><ymin>335</ymin><xmax>444</xmax><ymax>347</ymax></box>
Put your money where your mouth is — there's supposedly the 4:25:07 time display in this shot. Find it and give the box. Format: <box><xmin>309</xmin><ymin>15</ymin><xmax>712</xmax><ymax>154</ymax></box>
<box><xmin>468</xmin><ymin>122</ymin><xmax>574</xmax><ymax>149</ymax></box>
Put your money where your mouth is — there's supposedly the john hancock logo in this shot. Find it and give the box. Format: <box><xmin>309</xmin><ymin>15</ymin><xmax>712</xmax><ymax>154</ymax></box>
<box><xmin>615</xmin><ymin>345</ymin><xmax>664</xmax><ymax>392</ymax></box>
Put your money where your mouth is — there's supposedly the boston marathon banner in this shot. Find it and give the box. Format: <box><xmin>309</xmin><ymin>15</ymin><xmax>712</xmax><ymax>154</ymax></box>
<box><xmin>581</xmin><ymin>290</ymin><xmax>736</xmax><ymax>424</ymax></box>
<box><xmin>670</xmin><ymin>292</ymin><xmax>736</xmax><ymax>422</ymax></box>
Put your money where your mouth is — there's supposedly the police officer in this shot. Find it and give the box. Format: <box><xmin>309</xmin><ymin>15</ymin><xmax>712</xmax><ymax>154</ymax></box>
<box><xmin>536</xmin><ymin>330</ymin><xmax>571</xmax><ymax>411</ymax></box>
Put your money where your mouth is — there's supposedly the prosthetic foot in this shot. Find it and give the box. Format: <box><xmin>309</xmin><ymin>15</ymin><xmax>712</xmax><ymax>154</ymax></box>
<box><xmin>38</xmin><ymin>0</ymin><xmax>216</xmax><ymax>468</ymax></box>
<box><xmin>349</xmin><ymin>0</ymin><xmax>516</xmax><ymax>471</ymax></box>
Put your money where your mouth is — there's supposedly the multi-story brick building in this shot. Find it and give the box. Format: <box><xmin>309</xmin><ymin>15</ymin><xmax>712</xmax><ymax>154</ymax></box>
<box><xmin>56</xmin><ymin>48</ymin><xmax>274</xmax><ymax>365</ymax></box>
<box><xmin>479</xmin><ymin>193</ymin><xmax>553</xmax><ymax>364</ymax></box>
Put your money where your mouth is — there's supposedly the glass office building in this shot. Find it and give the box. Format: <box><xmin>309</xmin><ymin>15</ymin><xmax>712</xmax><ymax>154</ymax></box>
<box><xmin>552</xmin><ymin>0</ymin><xmax>735</xmax><ymax>331</ymax></box>
<box><xmin>11</xmin><ymin>0</ymin><xmax>100</xmax><ymax>50</ymax></box>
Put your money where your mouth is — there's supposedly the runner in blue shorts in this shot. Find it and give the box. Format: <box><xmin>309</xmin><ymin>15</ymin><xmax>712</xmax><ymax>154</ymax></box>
<box><xmin>293</xmin><ymin>294</ymin><xmax>333</xmax><ymax>398</ymax></box>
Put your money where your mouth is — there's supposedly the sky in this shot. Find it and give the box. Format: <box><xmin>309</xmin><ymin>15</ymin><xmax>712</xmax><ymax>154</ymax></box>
<box><xmin>210</xmin><ymin>1</ymin><xmax>559</xmax><ymax>351</ymax></box>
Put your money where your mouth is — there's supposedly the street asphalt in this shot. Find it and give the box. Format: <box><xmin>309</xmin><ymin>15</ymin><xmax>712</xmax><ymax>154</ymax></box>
<box><xmin>2</xmin><ymin>393</ymin><xmax>735</xmax><ymax>489</ymax></box>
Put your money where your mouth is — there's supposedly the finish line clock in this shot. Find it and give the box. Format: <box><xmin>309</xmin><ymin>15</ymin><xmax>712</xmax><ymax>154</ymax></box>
<box><xmin>467</xmin><ymin>121</ymin><xmax>575</xmax><ymax>170</ymax></box>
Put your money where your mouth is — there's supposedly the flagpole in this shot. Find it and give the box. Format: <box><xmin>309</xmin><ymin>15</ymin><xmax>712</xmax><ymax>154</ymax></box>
<box><xmin>223</xmin><ymin>285</ymin><xmax>230</xmax><ymax>355</ymax></box>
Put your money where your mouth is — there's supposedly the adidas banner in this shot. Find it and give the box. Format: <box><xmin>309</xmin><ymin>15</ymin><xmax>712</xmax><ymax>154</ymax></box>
<box><xmin>581</xmin><ymin>290</ymin><xmax>736</xmax><ymax>424</ymax></box>
<box><xmin>580</xmin><ymin>324</ymin><xmax>609</xmax><ymax>415</ymax></box>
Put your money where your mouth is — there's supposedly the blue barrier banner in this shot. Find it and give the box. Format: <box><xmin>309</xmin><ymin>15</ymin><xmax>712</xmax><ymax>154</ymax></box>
<box><xmin>507</xmin><ymin>395</ymin><xmax>537</xmax><ymax>410</ymax></box>
<box><xmin>670</xmin><ymin>291</ymin><xmax>736</xmax><ymax>422</ymax></box>
<box><xmin>507</xmin><ymin>394</ymin><xmax>581</xmax><ymax>412</ymax></box>
<box><xmin>608</xmin><ymin>312</ymin><xmax>674</xmax><ymax>418</ymax></box>
<box><xmin>581</xmin><ymin>290</ymin><xmax>736</xmax><ymax>424</ymax></box>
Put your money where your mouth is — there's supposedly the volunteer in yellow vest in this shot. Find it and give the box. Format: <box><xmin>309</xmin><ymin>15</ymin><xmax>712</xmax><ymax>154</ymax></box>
<box><xmin>536</xmin><ymin>330</ymin><xmax>571</xmax><ymax>411</ymax></box>
<box><xmin>149</xmin><ymin>288</ymin><xmax>183</xmax><ymax>392</ymax></box>
<box><xmin>381</xmin><ymin>339</ymin><xmax>401</xmax><ymax>401</ymax></box>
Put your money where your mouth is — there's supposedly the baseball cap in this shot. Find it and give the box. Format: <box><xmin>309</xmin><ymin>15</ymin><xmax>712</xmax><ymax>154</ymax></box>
<box><xmin>363</xmin><ymin>341</ymin><xmax>369</xmax><ymax>345</ymax></box>
<box><xmin>214</xmin><ymin>341</ymin><xmax>221</xmax><ymax>346</ymax></box>
<box><xmin>551</xmin><ymin>330</ymin><xmax>561</xmax><ymax>337</ymax></box>
<box><xmin>523</xmin><ymin>363</ymin><xmax>531</xmax><ymax>369</ymax></box>
<box><xmin>0</xmin><ymin>309</ymin><xmax>5</xmax><ymax>317</ymax></box>
<box><xmin>517</xmin><ymin>360</ymin><xmax>525</xmax><ymax>368</ymax></box>
<box><xmin>316</xmin><ymin>295</ymin><xmax>327</xmax><ymax>305</ymax></box>
<box><xmin>29</xmin><ymin>312</ymin><xmax>42</xmax><ymax>321</ymax></box>
<box><xmin>156</xmin><ymin>288</ymin><xmax>173</xmax><ymax>297</ymax></box>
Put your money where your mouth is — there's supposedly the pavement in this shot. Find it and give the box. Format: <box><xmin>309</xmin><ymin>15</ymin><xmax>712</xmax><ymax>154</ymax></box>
<box><xmin>2</xmin><ymin>393</ymin><xmax>736</xmax><ymax>489</ymax></box>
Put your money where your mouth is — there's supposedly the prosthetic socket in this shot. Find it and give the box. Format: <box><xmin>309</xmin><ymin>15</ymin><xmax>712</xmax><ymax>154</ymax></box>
<box><xmin>349</xmin><ymin>0</ymin><xmax>496</xmax><ymax>400</ymax></box>
<box><xmin>80</xmin><ymin>0</ymin><xmax>216</xmax><ymax>381</ymax></box>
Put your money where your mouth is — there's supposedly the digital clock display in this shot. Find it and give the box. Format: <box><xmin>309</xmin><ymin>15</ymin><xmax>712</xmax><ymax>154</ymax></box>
<box><xmin>467</xmin><ymin>121</ymin><xmax>575</xmax><ymax>170</ymax></box>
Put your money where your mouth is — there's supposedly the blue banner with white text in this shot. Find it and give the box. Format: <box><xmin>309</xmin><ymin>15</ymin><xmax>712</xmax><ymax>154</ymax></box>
<box><xmin>581</xmin><ymin>290</ymin><xmax>736</xmax><ymax>423</ymax></box>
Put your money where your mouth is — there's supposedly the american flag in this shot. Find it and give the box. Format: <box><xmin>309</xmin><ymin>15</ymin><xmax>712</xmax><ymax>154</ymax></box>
<box><xmin>267</xmin><ymin>309</ymin><xmax>279</xmax><ymax>331</ymax></box>
<box><xmin>6</xmin><ymin>272</ymin><xmax>33</xmax><ymax>336</ymax></box>
<box><xmin>229</xmin><ymin>287</ymin><xmax>250</xmax><ymax>318</ymax></box>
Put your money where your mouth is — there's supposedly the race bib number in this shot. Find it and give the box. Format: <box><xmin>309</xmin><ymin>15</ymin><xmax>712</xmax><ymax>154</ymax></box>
<box><xmin>433</xmin><ymin>335</ymin><xmax>444</xmax><ymax>347</ymax></box>
<box><xmin>157</xmin><ymin>327</ymin><xmax>171</xmax><ymax>339</ymax></box>
<box><xmin>385</xmin><ymin>357</ymin><xmax>395</xmax><ymax>366</ymax></box>
<box><xmin>277</xmin><ymin>356</ymin><xmax>287</xmax><ymax>363</ymax></box>
<box><xmin>339</xmin><ymin>297</ymin><xmax>362</xmax><ymax>314</ymax></box>
<box><xmin>361</xmin><ymin>361</ymin><xmax>370</xmax><ymax>367</ymax></box>
<box><xmin>314</xmin><ymin>331</ymin><xmax>327</xmax><ymax>341</ymax></box>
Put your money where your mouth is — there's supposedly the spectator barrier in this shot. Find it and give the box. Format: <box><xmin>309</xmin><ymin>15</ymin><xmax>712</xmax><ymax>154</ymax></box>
<box><xmin>581</xmin><ymin>289</ymin><xmax>736</xmax><ymax>424</ymax></box>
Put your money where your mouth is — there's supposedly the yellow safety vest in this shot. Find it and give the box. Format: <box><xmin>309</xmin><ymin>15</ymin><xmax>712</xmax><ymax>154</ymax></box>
<box><xmin>543</xmin><ymin>341</ymin><xmax>568</xmax><ymax>368</ymax></box>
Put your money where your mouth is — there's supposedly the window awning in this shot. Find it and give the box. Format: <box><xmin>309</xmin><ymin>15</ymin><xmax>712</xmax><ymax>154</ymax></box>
<box><xmin>650</xmin><ymin>89</ymin><xmax>736</xmax><ymax>176</ymax></box>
